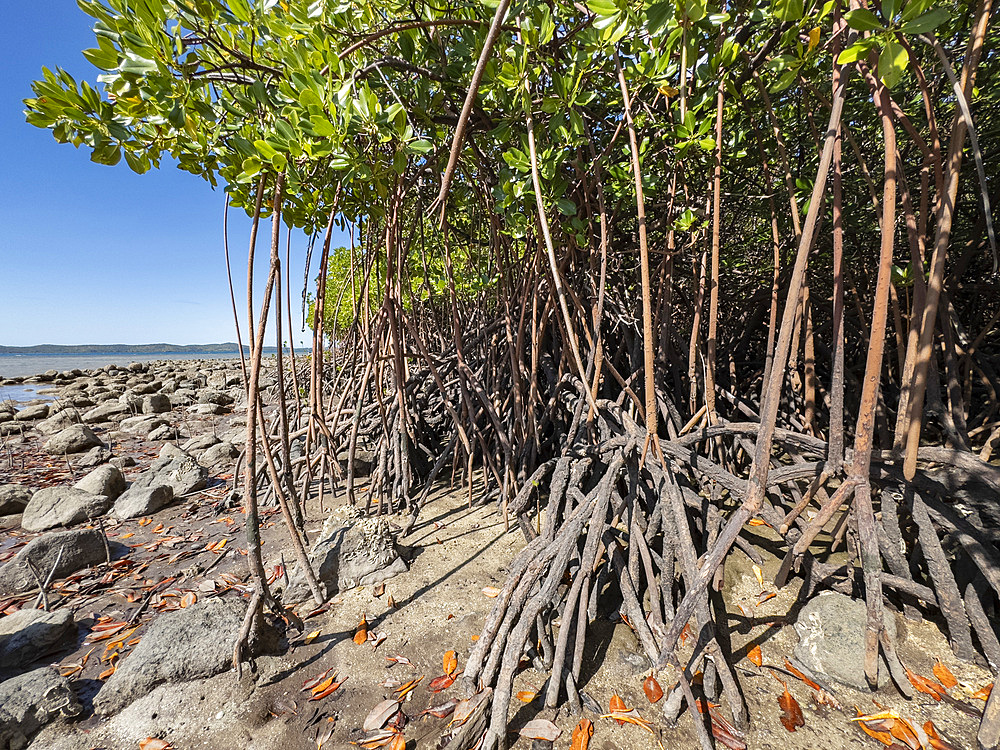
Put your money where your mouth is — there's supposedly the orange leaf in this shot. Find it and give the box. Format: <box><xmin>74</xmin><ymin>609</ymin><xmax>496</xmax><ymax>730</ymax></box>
<box><xmin>388</xmin><ymin>733</ymin><xmax>406</xmax><ymax>750</ymax></box>
<box><xmin>888</xmin><ymin>717</ymin><xmax>921</xmax><ymax>750</ymax></box>
<box><xmin>924</xmin><ymin>720</ymin><xmax>959</xmax><ymax>750</ymax></box>
<box><xmin>570</xmin><ymin>718</ymin><xmax>593</xmax><ymax>750</ymax></box>
<box><xmin>515</xmin><ymin>691</ymin><xmax>536</xmax><ymax>703</ymax></box>
<box><xmin>642</xmin><ymin>675</ymin><xmax>663</xmax><ymax>703</ymax></box>
<box><xmin>932</xmin><ymin>661</ymin><xmax>958</xmax><ymax>689</ymax></box>
<box><xmin>778</xmin><ymin>686</ymin><xmax>804</xmax><ymax>732</ymax></box>
<box><xmin>179</xmin><ymin>591</ymin><xmax>197</xmax><ymax>608</ymax></box>
<box><xmin>747</xmin><ymin>518</ymin><xmax>766</xmax><ymax>526</ymax></box>
<box><xmin>747</xmin><ymin>644</ymin><xmax>762</xmax><ymax>667</ymax></box>
<box><xmin>354</xmin><ymin>615</ymin><xmax>369</xmax><ymax>645</ymax></box>
<box><xmin>679</xmin><ymin>622</ymin><xmax>692</xmax><ymax>646</ymax></box>
<box><xmin>310</xmin><ymin>677</ymin><xmax>347</xmax><ymax>701</ymax></box>
<box><xmin>973</xmin><ymin>683</ymin><xmax>994</xmax><ymax>701</ymax></box>
<box><xmin>99</xmin><ymin>664</ymin><xmax>116</xmax><ymax>680</ymax></box>
<box><xmin>482</xmin><ymin>586</ymin><xmax>501</xmax><ymax>598</ymax></box>
<box><xmin>854</xmin><ymin>711</ymin><xmax>894</xmax><ymax>746</ymax></box>
<box><xmin>139</xmin><ymin>740</ymin><xmax>171</xmax><ymax>750</ymax></box>
<box><xmin>609</xmin><ymin>694</ymin><xmax>629</xmax><ymax>726</ymax></box>
<box><xmin>427</xmin><ymin>673</ymin><xmax>456</xmax><ymax>692</ymax></box>
<box><xmin>783</xmin><ymin>660</ymin><xmax>822</xmax><ymax>691</ymax></box>
<box><xmin>443</xmin><ymin>650</ymin><xmax>458</xmax><ymax>676</ymax></box>
<box><xmin>904</xmin><ymin>667</ymin><xmax>946</xmax><ymax>700</ymax></box>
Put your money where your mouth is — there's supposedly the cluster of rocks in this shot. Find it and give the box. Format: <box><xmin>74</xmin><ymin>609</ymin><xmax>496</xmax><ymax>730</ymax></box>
<box><xmin>0</xmin><ymin>360</ymin><xmax>248</xmax><ymax>748</ymax></box>
<box><xmin>0</xmin><ymin>359</ymin><xmax>413</xmax><ymax>749</ymax></box>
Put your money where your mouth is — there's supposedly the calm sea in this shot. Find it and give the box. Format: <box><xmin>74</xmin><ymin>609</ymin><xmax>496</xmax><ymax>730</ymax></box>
<box><xmin>0</xmin><ymin>352</ymin><xmax>242</xmax><ymax>379</ymax></box>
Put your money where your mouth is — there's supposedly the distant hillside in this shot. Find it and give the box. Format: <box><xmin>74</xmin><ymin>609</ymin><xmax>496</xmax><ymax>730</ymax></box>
<box><xmin>0</xmin><ymin>343</ymin><xmax>281</xmax><ymax>355</ymax></box>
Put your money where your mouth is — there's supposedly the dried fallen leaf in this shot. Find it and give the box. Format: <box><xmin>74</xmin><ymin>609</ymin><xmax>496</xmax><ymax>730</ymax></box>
<box><xmin>853</xmin><ymin>710</ymin><xmax>895</xmax><ymax>746</ymax></box>
<box><xmin>482</xmin><ymin>586</ymin><xmax>501</xmax><ymax>598</ymax></box>
<box><xmin>364</xmin><ymin>699</ymin><xmax>402</xmax><ymax>732</ymax></box>
<box><xmin>374</xmin><ymin>582</ymin><xmax>385</xmax><ymax>597</ymax></box>
<box><xmin>570</xmin><ymin>718</ymin><xmax>594</xmax><ymax>750</ymax></box>
<box><xmin>973</xmin><ymin>683</ymin><xmax>994</xmax><ymax>701</ymax></box>
<box><xmin>385</xmin><ymin>654</ymin><xmax>413</xmax><ymax>667</ymax></box>
<box><xmin>609</xmin><ymin>694</ymin><xmax>629</xmax><ymax>727</ymax></box>
<box><xmin>304</xmin><ymin>630</ymin><xmax>321</xmax><ymax>645</ymax></box>
<box><xmin>747</xmin><ymin>644</ymin><xmax>763</xmax><ymax>667</ymax></box>
<box><xmin>905</xmin><ymin>668</ymin><xmax>946</xmax><ymax>700</ymax></box>
<box><xmin>752</xmin><ymin>564</ymin><xmax>764</xmax><ymax>587</ymax></box>
<box><xmin>443</xmin><ymin>650</ymin><xmax>458</xmax><ymax>676</ymax></box>
<box><xmin>777</xmin><ymin>685</ymin><xmax>804</xmax><ymax>732</ymax></box>
<box><xmin>99</xmin><ymin>664</ymin><xmax>116</xmax><ymax>680</ymax></box>
<box><xmin>179</xmin><ymin>591</ymin><xmax>197</xmax><ymax>608</ymax></box>
<box><xmin>315</xmin><ymin>716</ymin><xmax>336</xmax><ymax>748</ymax></box>
<box><xmin>932</xmin><ymin>661</ymin><xmax>958</xmax><ymax>689</ymax></box>
<box><xmin>138</xmin><ymin>739</ymin><xmax>171</xmax><ymax>750</ymax></box>
<box><xmin>924</xmin><ymin>720</ymin><xmax>959</xmax><ymax>750</ymax></box>
<box><xmin>515</xmin><ymin>690</ymin><xmax>536</xmax><ymax>703</ymax></box>
<box><xmin>386</xmin><ymin>594</ymin><xmax>397</xmax><ymax>609</ymax></box>
<box><xmin>782</xmin><ymin>660</ymin><xmax>823</xmax><ymax>691</ymax></box>
<box><xmin>387</xmin><ymin>733</ymin><xmax>405</xmax><ymax>750</ymax></box>
<box><xmin>303</xmin><ymin>668</ymin><xmax>335</xmax><ymax>691</ymax></box>
<box><xmin>519</xmin><ymin>718</ymin><xmax>561</xmax><ymax>742</ymax></box>
<box><xmin>354</xmin><ymin>615</ymin><xmax>369</xmax><ymax>645</ymax></box>
<box><xmin>757</xmin><ymin>591</ymin><xmax>777</xmax><ymax>605</ymax></box>
<box><xmin>427</xmin><ymin>673</ymin><xmax>456</xmax><ymax>693</ymax></box>
<box><xmin>394</xmin><ymin>676</ymin><xmax>424</xmax><ymax>700</ymax></box>
<box><xmin>643</xmin><ymin>675</ymin><xmax>663</xmax><ymax>703</ymax></box>
<box><xmin>419</xmin><ymin>699</ymin><xmax>458</xmax><ymax>719</ymax></box>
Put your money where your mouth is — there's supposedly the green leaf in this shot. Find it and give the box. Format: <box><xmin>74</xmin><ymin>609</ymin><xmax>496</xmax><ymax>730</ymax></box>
<box><xmin>254</xmin><ymin>139</ymin><xmax>278</xmax><ymax>159</ymax></box>
<box><xmin>837</xmin><ymin>39</ymin><xmax>874</xmax><ymax>64</ymax></box>
<box><xmin>646</xmin><ymin>0</ymin><xmax>674</xmax><ymax>34</ymax></box>
<box><xmin>309</xmin><ymin>115</ymin><xmax>335</xmax><ymax>137</ymax></box>
<box><xmin>899</xmin><ymin>7</ymin><xmax>949</xmax><ymax>33</ymax></box>
<box><xmin>771</xmin><ymin>0</ymin><xmax>804</xmax><ymax>22</ymax></box>
<box><xmin>901</xmin><ymin>0</ymin><xmax>934</xmax><ymax>20</ymax></box>
<box><xmin>878</xmin><ymin>38</ymin><xmax>909</xmax><ymax>88</ymax></box>
<box><xmin>406</xmin><ymin>139</ymin><xmax>434</xmax><ymax>154</ymax></box>
<box><xmin>586</xmin><ymin>0</ymin><xmax>619</xmax><ymax>17</ymax></box>
<box><xmin>677</xmin><ymin>0</ymin><xmax>706</xmax><ymax>22</ymax></box>
<box><xmin>82</xmin><ymin>46</ymin><xmax>119</xmax><ymax>70</ymax></box>
<box><xmin>271</xmin><ymin>152</ymin><xmax>287</xmax><ymax>171</ymax></box>
<box><xmin>844</xmin><ymin>8</ymin><xmax>883</xmax><ymax>31</ymax></box>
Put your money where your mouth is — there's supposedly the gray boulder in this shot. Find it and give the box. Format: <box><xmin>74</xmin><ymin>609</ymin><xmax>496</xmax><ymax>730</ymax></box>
<box><xmin>118</xmin><ymin>414</ymin><xmax>167</xmax><ymax>436</ymax></box>
<box><xmin>0</xmin><ymin>608</ymin><xmax>76</xmax><ymax>668</ymax></box>
<box><xmin>0</xmin><ymin>667</ymin><xmax>81</xmax><ymax>750</ymax></box>
<box><xmin>21</xmin><ymin>486</ymin><xmax>111</xmax><ymax>532</ymax></box>
<box><xmin>187</xmin><ymin>403</ymin><xmax>226</xmax><ymax>416</ymax></box>
<box><xmin>13</xmin><ymin>404</ymin><xmax>49</xmax><ymax>422</ymax></box>
<box><xmin>43</xmin><ymin>425</ymin><xmax>103</xmax><ymax>455</ymax></box>
<box><xmin>0</xmin><ymin>485</ymin><xmax>32</xmax><ymax>516</ymax></box>
<box><xmin>35</xmin><ymin>409</ymin><xmax>81</xmax><ymax>437</ymax></box>
<box><xmin>82</xmin><ymin>400</ymin><xmax>131</xmax><ymax>422</ymax></box>
<box><xmin>74</xmin><ymin>446</ymin><xmax>113</xmax><ymax>468</ymax></box>
<box><xmin>182</xmin><ymin>434</ymin><xmax>221</xmax><ymax>453</ymax></box>
<box><xmin>74</xmin><ymin>465</ymin><xmax>126</xmax><ymax>500</ymax></box>
<box><xmin>94</xmin><ymin>597</ymin><xmax>280</xmax><ymax>716</ymax></box>
<box><xmin>284</xmin><ymin>507</ymin><xmax>407</xmax><ymax>602</ymax></box>
<box><xmin>200</xmin><ymin>441</ymin><xmax>240</xmax><ymax>470</ymax></box>
<box><xmin>111</xmin><ymin>485</ymin><xmax>173</xmax><ymax>520</ymax></box>
<box><xmin>793</xmin><ymin>591</ymin><xmax>897</xmax><ymax>690</ymax></box>
<box><xmin>130</xmin><ymin>452</ymin><xmax>207</xmax><ymax>497</ymax></box>
<box><xmin>142</xmin><ymin>393</ymin><xmax>171</xmax><ymax>414</ymax></box>
<box><xmin>0</xmin><ymin>528</ymin><xmax>107</xmax><ymax>596</ymax></box>
<box><xmin>147</xmin><ymin>424</ymin><xmax>180</xmax><ymax>441</ymax></box>
<box><xmin>197</xmin><ymin>388</ymin><xmax>234</xmax><ymax>406</ymax></box>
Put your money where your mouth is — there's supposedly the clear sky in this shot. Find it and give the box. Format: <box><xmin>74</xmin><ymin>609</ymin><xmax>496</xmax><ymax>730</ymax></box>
<box><xmin>0</xmin><ymin>3</ymin><xmax>347</xmax><ymax>348</ymax></box>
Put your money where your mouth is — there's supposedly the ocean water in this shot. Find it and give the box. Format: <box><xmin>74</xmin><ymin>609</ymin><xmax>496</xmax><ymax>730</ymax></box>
<box><xmin>0</xmin><ymin>352</ymin><xmax>243</xmax><ymax>379</ymax></box>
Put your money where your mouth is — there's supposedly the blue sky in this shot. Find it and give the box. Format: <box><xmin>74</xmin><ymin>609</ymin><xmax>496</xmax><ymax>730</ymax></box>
<box><xmin>0</xmin><ymin>3</ymin><xmax>347</xmax><ymax>347</ymax></box>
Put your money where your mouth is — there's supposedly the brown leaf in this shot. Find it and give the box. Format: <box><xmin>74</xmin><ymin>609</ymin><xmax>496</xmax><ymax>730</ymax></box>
<box><xmin>374</xmin><ymin>582</ymin><xmax>385</xmax><ymax>597</ymax></box>
<box><xmin>609</xmin><ymin>694</ymin><xmax>629</xmax><ymax>727</ymax></box>
<box><xmin>310</xmin><ymin>677</ymin><xmax>346</xmax><ymax>700</ymax></box>
<box><xmin>139</xmin><ymin>740</ymin><xmax>172</xmax><ymax>750</ymax></box>
<box><xmin>385</xmin><ymin>655</ymin><xmax>413</xmax><ymax>667</ymax></box>
<box><xmin>777</xmin><ymin>685</ymin><xmax>804</xmax><ymax>732</ymax></box>
<box><xmin>449</xmin><ymin>689</ymin><xmax>491</xmax><ymax>728</ymax></box>
<box><xmin>746</xmin><ymin>644</ymin><xmax>762</xmax><ymax>667</ymax></box>
<box><xmin>888</xmin><ymin>718</ymin><xmax>921</xmax><ymax>750</ymax></box>
<box><xmin>904</xmin><ymin>667</ymin><xmax>946</xmax><ymax>700</ymax></box>
<box><xmin>302</xmin><ymin>668</ymin><xmax>335</xmax><ymax>691</ymax></box>
<box><xmin>364</xmin><ymin>699</ymin><xmax>402</xmax><ymax>732</ymax></box>
<box><xmin>443</xmin><ymin>650</ymin><xmax>458</xmax><ymax>676</ymax></box>
<box><xmin>570</xmin><ymin>718</ymin><xmax>594</xmax><ymax>750</ymax></box>
<box><xmin>642</xmin><ymin>675</ymin><xmax>663</xmax><ymax>703</ymax></box>
<box><xmin>973</xmin><ymin>683</ymin><xmax>994</xmax><ymax>701</ymax></box>
<box><xmin>854</xmin><ymin>711</ymin><xmax>894</xmax><ymax>746</ymax></box>
<box><xmin>783</xmin><ymin>659</ymin><xmax>822</xmax><ymax>691</ymax></box>
<box><xmin>179</xmin><ymin>591</ymin><xmax>197</xmax><ymax>608</ymax></box>
<box><xmin>924</xmin><ymin>720</ymin><xmax>959</xmax><ymax>750</ymax></box>
<box><xmin>387</xmin><ymin>733</ymin><xmax>406</xmax><ymax>750</ymax></box>
<box><xmin>932</xmin><ymin>661</ymin><xmax>958</xmax><ymax>689</ymax></box>
<box><xmin>354</xmin><ymin>615</ymin><xmax>369</xmax><ymax>645</ymax></box>
<box><xmin>386</xmin><ymin>594</ymin><xmax>396</xmax><ymax>609</ymax></box>
<box><xmin>419</xmin><ymin>699</ymin><xmax>458</xmax><ymax>719</ymax></box>
<box><xmin>519</xmin><ymin>718</ymin><xmax>562</xmax><ymax>742</ymax></box>
<box><xmin>427</xmin><ymin>673</ymin><xmax>456</xmax><ymax>693</ymax></box>
<box><xmin>315</xmin><ymin>716</ymin><xmax>336</xmax><ymax>748</ymax></box>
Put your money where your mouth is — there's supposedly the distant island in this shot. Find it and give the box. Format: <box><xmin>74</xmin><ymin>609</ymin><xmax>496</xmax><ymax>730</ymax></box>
<box><xmin>0</xmin><ymin>343</ymin><xmax>283</xmax><ymax>355</ymax></box>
